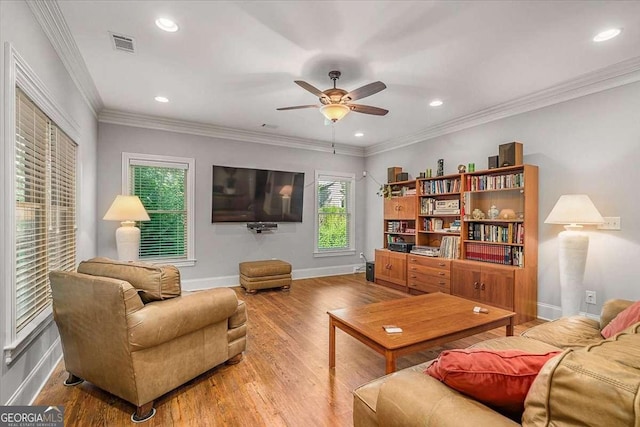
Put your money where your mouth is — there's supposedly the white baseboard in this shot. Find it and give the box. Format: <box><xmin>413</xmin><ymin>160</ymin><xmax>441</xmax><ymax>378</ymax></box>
<box><xmin>536</xmin><ymin>302</ymin><xmax>600</xmax><ymax>322</ymax></box>
<box><xmin>181</xmin><ymin>264</ymin><xmax>363</xmax><ymax>291</ymax></box>
<box><xmin>7</xmin><ymin>337</ymin><xmax>62</xmax><ymax>405</ymax></box>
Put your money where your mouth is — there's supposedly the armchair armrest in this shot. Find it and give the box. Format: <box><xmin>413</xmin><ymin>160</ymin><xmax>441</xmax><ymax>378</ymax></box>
<box><xmin>127</xmin><ymin>288</ymin><xmax>238</xmax><ymax>350</ymax></box>
<box><xmin>376</xmin><ymin>371</ymin><xmax>518</xmax><ymax>427</ymax></box>
<box><xmin>600</xmin><ymin>299</ymin><xmax>635</xmax><ymax>330</ymax></box>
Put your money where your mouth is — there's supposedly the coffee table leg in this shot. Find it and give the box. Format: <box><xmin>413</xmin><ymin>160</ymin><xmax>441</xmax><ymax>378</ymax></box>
<box><xmin>506</xmin><ymin>319</ymin><xmax>514</xmax><ymax>336</ymax></box>
<box><xmin>329</xmin><ymin>318</ymin><xmax>336</xmax><ymax>369</ymax></box>
<box><xmin>385</xmin><ymin>350</ymin><xmax>397</xmax><ymax>374</ymax></box>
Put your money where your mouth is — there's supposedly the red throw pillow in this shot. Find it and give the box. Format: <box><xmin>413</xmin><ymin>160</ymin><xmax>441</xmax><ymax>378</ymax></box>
<box><xmin>425</xmin><ymin>349</ymin><xmax>561</xmax><ymax>414</ymax></box>
<box><xmin>601</xmin><ymin>301</ymin><xmax>640</xmax><ymax>338</ymax></box>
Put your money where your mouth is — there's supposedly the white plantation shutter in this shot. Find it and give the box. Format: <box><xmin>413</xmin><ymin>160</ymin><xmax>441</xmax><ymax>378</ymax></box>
<box><xmin>315</xmin><ymin>171</ymin><xmax>355</xmax><ymax>253</ymax></box>
<box><xmin>15</xmin><ymin>88</ymin><xmax>76</xmax><ymax>333</ymax></box>
<box><xmin>129</xmin><ymin>161</ymin><xmax>188</xmax><ymax>260</ymax></box>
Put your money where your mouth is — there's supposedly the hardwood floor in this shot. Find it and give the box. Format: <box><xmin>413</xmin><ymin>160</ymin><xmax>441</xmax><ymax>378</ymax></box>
<box><xmin>35</xmin><ymin>274</ymin><xmax>542</xmax><ymax>426</ymax></box>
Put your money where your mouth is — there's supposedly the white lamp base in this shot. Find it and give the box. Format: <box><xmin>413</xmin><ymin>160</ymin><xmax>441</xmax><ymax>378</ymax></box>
<box><xmin>115</xmin><ymin>221</ymin><xmax>141</xmax><ymax>261</ymax></box>
<box><xmin>557</xmin><ymin>229</ymin><xmax>589</xmax><ymax>317</ymax></box>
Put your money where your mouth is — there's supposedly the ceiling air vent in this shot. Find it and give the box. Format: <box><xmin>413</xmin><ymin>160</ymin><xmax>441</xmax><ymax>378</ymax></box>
<box><xmin>110</xmin><ymin>32</ymin><xmax>135</xmax><ymax>53</ymax></box>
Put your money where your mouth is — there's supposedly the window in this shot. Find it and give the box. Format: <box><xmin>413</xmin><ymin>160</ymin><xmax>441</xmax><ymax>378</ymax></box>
<box><xmin>314</xmin><ymin>171</ymin><xmax>355</xmax><ymax>256</ymax></box>
<box><xmin>14</xmin><ymin>87</ymin><xmax>77</xmax><ymax>334</ymax></box>
<box><xmin>123</xmin><ymin>153</ymin><xmax>195</xmax><ymax>266</ymax></box>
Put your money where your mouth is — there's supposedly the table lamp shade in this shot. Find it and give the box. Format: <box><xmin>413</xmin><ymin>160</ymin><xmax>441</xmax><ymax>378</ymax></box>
<box><xmin>103</xmin><ymin>195</ymin><xmax>150</xmax><ymax>261</ymax></box>
<box><xmin>544</xmin><ymin>194</ymin><xmax>604</xmax><ymax>226</ymax></box>
<box><xmin>103</xmin><ymin>195</ymin><xmax>150</xmax><ymax>221</ymax></box>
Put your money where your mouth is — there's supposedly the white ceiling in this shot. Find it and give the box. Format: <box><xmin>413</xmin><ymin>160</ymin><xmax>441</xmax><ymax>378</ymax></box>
<box><xmin>54</xmin><ymin>1</ymin><xmax>640</xmax><ymax>151</ymax></box>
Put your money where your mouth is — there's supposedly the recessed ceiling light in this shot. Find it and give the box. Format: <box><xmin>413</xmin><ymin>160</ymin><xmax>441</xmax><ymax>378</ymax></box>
<box><xmin>429</xmin><ymin>99</ymin><xmax>444</xmax><ymax>107</ymax></box>
<box><xmin>155</xmin><ymin>18</ymin><xmax>179</xmax><ymax>33</ymax></box>
<box><xmin>354</xmin><ymin>132</ymin><xmax>364</xmax><ymax>137</ymax></box>
<box><xmin>154</xmin><ymin>96</ymin><xmax>169</xmax><ymax>103</ymax></box>
<box><xmin>593</xmin><ymin>28</ymin><xmax>621</xmax><ymax>42</ymax></box>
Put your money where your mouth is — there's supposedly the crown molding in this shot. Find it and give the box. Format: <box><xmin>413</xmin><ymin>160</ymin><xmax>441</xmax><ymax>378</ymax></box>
<box><xmin>366</xmin><ymin>55</ymin><xmax>640</xmax><ymax>157</ymax></box>
<box><xmin>27</xmin><ymin>0</ymin><xmax>103</xmax><ymax>116</ymax></box>
<box><xmin>98</xmin><ymin>109</ymin><xmax>365</xmax><ymax>157</ymax></box>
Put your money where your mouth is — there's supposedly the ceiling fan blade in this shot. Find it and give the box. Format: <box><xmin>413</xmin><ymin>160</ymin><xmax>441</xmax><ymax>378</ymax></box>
<box><xmin>349</xmin><ymin>104</ymin><xmax>389</xmax><ymax>116</ymax></box>
<box><xmin>342</xmin><ymin>81</ymin><xmax>386</xmax><ymax>102</ymax></box>
<box><xmin>277</xmin><ymin>105</ymin><xmax>319</xmax><ymax>111</ymax></box>
<box><xmin>294</xmin><ymin>81</ymin><xmax>330</xmax><ymax>100</ymax></box>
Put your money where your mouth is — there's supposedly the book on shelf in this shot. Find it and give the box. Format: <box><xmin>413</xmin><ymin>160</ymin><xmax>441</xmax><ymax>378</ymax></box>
<box><xmin>465</xmin><ymin>172</ymin><xmax>524</xmax><ymax>192</ymax></box>
<box><xmin>467</xmin><ymin>223</ymin><xmax>524</xmax><ymax>244</ymax></box>
<box><xmin>420</xmin><ymin>178</ymin><xmax>461</xmax><ymax>195</ymax></box>
<box><xmin>465</xmin><ymin>242</ymin><xmax>524</xmax><ymax>267</ymax></box>
<box><xmin>439</xmin><ymin>236</ymin><xmax>460</xmax><ymax>259</ymax></box>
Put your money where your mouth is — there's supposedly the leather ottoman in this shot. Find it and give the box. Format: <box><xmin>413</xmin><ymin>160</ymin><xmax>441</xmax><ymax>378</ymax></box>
<box><xmin>239</xmin><ymin>260</ymin><xmax>292</xmax><ymax>294</ymax></box>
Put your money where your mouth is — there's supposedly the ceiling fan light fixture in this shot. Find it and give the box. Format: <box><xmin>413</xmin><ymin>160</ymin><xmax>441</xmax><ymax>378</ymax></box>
<box><xmin>155</xmin><ymin>18</ymin><xmax>179</xmax><ymax>32</ymax></box>
<box><xmin>593</xmin><ymin>28</ymin><xmax>621</xmax><ymax>42</ymax></box>
<box><xmin>320</xmin><ymin>104</ymin><xmax>350</xmax><ymax>122</ymax></box>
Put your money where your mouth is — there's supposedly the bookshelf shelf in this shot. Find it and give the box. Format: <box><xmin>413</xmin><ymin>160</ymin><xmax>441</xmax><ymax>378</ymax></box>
<box><xmin>463</xmin><ymin>240</ymin><xmax>524</xmax><ymax>247</ymax></box>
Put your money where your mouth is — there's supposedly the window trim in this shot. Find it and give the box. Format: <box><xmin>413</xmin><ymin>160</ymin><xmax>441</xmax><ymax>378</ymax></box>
<box><xmin>122</xmin><ymin>152</ymin><xmax>196</xmax><ymax>267</ymax></box>
<box><xmin>313</xmin><ymin>170</ymin><xmax>356</xmax><ymax>257</ymax></box>
<box><xmin>3</xmin><ymin>44</ymin><xmax>81</xmax><ymax>365</ymax></box>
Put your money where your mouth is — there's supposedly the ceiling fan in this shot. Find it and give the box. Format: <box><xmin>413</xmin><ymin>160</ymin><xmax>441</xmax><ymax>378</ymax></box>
<box><xmin>277</xmin><ymin>70</ymin><xmax>388</xmax><ymax>123</ymax></box>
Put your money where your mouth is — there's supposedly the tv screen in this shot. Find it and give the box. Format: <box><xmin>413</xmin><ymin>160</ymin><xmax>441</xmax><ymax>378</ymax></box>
<box><xmin>211</xmin><ymin>165</ymin><xmax>304</xmax><ymax>223</ymax></box>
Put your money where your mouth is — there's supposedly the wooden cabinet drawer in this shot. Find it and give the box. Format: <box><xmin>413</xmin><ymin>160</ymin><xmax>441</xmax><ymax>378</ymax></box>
<box><xmin>407</xmin><ymin>271</ymin><xmax>450</xmax><ymax>294</ymax></box>
<box><xmin>407</xmin><ymin>256</ymin><xmax>450</xmax><ymax>270</ymax></box>
<box><xmin>407</xmin><ymin>273</ymin><xmax>451</xmax><ymax>294</ymax></box>
<box><xmin>407</xmin><ymin>263</ymin><xmax>451</xmax><ymax>279</ymax></box>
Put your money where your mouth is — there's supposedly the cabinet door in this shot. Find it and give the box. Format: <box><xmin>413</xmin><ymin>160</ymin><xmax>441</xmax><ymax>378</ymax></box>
<box><xmin>384</xmin><ymin>196</ymin><xmax>415</xmax><ymax>220</ymax></box>
<box><xmin>386</xmin><ymin>251</ymin><xmax>407</xmax><ymax>285</ymax></box>
<box><xmin>375</xmin><ymin>250</ymin><xmax>390</xmax><ymax>281</ymax></box>
<box><xmin>480</xmin><ymin>266</ymin><xmax>514</xmax><ymax>310</ymax></box>
<box><xmin>396</xmin><ymin>197</ymin><xmax>416</xmax><ymax>219</ymax></box>
<box><xmin>451</xmin><ymin>263</ymin><xmax>481</xmax><ymax>302</ymax></box>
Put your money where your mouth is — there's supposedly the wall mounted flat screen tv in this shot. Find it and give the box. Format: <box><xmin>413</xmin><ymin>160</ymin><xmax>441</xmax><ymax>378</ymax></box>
<box><xmin>211</xmin><ymin>165</ymin><xmax>304</xmax><ymax>223</ymax></box>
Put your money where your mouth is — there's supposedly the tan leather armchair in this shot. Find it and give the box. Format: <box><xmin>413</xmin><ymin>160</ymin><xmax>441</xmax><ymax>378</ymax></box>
<box><xmin>49</xmin><ymin>258</ymin><xmax>247</xmax><ymax>422</ymax></box>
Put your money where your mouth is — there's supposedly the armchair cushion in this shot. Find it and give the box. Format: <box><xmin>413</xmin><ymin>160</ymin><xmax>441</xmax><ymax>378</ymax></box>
<box><xmin>601</xmin><ymin>300</ymin><xmax>640</xmax><ymax>338</ymax></box>
<box><xmin>78</xmin><ymin>257</ymin><xmax>180</xmax><ymax>303</ymax></box>
<box><xmin>127</xmin><ymin>288</ymin><xmax>239</xmax><ymax>350</ymax></box>
<box><xmin>425</xmin><ymin>349</ymin><xmax>560</xmax><ymax>415</ymax></box>
<box><xmin>520</xmin><ymin>316</ymin><xmax>602</xmax><ymax>349</ymax></box>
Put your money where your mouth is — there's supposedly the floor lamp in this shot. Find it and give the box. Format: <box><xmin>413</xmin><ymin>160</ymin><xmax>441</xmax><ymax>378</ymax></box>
<box><xmin>103</xmin><ymin>195</ymin><xmax>150</xmax><ymax>261</ymax></box>
<box><xmin>544</xmin><ymin>195</ymin><xmax>603</xmax><ymax>316</ymax></box>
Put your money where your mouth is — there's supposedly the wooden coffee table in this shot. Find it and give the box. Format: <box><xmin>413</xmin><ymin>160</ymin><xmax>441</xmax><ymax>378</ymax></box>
<box><xmin>327</xmin><ymin>292</ymin><xmax>515</xmax><ymax>374</ymax></box>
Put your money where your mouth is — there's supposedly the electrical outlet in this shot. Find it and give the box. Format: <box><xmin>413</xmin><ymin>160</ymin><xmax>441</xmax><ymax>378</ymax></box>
<box><xmin>597</xmin><ymin>217</ymin><xmax>621</xmax><ymax>230</ymax></box>
<box><xmin>359</xmin><ymin>252</ymin><xmax>365</xmax><ymax>259</ymax></box>
<box><xmin>585</xmin><ymin>290</ymin><xmax>597</xmax><ymax>305</ymax></box>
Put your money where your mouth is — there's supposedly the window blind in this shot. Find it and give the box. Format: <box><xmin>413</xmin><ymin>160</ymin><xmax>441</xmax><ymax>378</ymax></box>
<box><xmin>317</xmin><ymin>177</ymin><xmax>351</xmax><ymax>250</ymax></box>
<box><xmin>130</xmin><ymin>164</ymin><xmax>188</xmax><ymax>260</ymax></box>
<box><xmin>15</xmin><ymin>88</ymin><xmax>77</xmax><ymax>333</ymax></box>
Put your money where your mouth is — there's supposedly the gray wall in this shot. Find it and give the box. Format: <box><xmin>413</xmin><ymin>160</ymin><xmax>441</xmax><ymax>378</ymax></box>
<box><xmin>97</xmin><ymin>123</ymin><xmax>366</xmax><ymax>286</ymax></box>
<box><xmin>364</xmin><ymin>81</ymin><xmax>640</xmax><ymax>319</ymax></box>
<box><xmin>0</xmin><ymin>1</ymin><xmax>98</xmax><ymax>405</ymax></box>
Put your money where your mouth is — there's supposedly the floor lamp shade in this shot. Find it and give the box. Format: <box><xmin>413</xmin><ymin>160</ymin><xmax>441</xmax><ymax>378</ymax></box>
<box><xmin>545</xmin><ymin>195</ymin><xmax>604</xmax><ymax>316</ymax></box>
<box><xmin>103</xmin><ymin>195</ymin><xmax>150</xmax><ymax>261</ymax></box>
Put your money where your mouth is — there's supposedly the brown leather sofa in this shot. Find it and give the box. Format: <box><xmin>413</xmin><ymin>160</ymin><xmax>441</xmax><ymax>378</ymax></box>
<box><xmin>353</xmin><ymin>299</ymin><xmax>640</xmax><ymax>426</ymax></box>
<box><xmin>49</xmin><ymin>257</ymin><xmax>247</xmax><ymax>422</ymax></box>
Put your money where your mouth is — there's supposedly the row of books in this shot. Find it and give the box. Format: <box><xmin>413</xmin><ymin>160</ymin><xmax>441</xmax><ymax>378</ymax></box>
<box><xmin>467</xmin><ymin>223</ymin><xmax>524</xmax><ymax>244</ymax></box>
<box><xmin>420</xmin><ymin>178</ymin><xmax>461</xmax><ymax>195</ymax></box>
<box><xmin>423</xmin><ymin>218</ymin><xmax>443</xmax><ymax>231</ymax></box>
<box><xmin>465</xmin><ymin>242</ymin><xmax>524</xmax><ymax>266</ymax></box>
<box><xmin>387</xmin><ymin>235</ymin><xmax>412</xmax><ymax>244</ymax></box>
<box><xmin>391</xmin><ymin>186</ymin><xmax>416</xmax><ymax>197</ymax></box>
<box><xmin>387</xmin><ymin>221</ymin><xmax>415</xmax><ymax>233</ymax></box>
<box><xmin>466</xmin><ymin>173</ymin><xmax>524</xmax><ymax>191</ymax></box>
<box><xmin>439</xmin><ymin>236</ymin><xmax>460</xmax><ymax>259</ymax></box>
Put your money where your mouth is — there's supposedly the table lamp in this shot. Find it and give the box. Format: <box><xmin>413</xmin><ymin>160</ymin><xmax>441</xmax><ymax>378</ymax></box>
<box><xmin>544</xmin><ymin>194</ymin><xmax>603</xmax><ymax>316</ymax></box>
<box><xmin>103</xmin><ymin>195</ymin><xmax>150</xmax><ymax>261</ymax></box>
